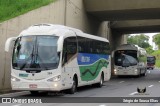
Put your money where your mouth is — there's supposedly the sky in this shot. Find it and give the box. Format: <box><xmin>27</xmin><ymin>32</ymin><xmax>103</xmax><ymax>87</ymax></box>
<box><xmin>130</xmin><ymin>33</ymin><xmax>159</xmax><ymax>50</ymax></box>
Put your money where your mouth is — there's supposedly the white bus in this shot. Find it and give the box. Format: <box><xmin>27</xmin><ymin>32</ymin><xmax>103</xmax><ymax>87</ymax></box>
<box><xmin>113</xmin><ymin>44</ymin><xmax>147</xmax><ymax>77</ymax></box>
<box><xmin>5</xmin><ymin>24</ymin><xmax>111</xmax><ymax>95</ymax></box>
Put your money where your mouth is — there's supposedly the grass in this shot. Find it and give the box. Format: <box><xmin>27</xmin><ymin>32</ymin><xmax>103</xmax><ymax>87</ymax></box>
<box><xmin>0</xmin><ymin>0</ymin><xmax>56</xmax><ymax>22</ymax></box>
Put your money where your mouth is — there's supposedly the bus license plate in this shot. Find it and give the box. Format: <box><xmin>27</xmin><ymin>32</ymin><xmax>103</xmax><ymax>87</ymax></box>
<box><xmin>29</xmin><ymin>84</ymin><xmax>37</xmax><ymax>88</ymax></box>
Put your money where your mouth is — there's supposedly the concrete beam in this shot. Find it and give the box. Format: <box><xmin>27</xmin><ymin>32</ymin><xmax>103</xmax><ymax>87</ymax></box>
<box><xmin>84</xmin><ymin>0</ymin><xmax>160</xmax><ymax>11</ymax></box>
<box><xmin>84</xmin><ymin>0</ymin><xmax>160</xmax><ymax>20</ymax></box>
<box><xmin>110</xmin><ymin>19</ymin><xmax>160</xmax><ymax>34</ymax></box>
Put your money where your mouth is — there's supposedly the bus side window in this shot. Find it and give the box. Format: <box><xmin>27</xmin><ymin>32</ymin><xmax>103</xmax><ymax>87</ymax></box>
<box><xmin>102</xmin><ymin>42</ymin><xmax>110</xmax><ymax>55</ymax></box>
<box><xmin>62</xmin><ymin>37</ymin><xmax>77</xmax><ymax>66</ymax></box>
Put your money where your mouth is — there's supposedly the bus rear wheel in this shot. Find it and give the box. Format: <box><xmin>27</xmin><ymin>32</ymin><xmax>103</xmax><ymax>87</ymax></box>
<box><xmin>96</xmin><ymin>73</ymin><xmax>104</xmax><ymax>88</ymax></box>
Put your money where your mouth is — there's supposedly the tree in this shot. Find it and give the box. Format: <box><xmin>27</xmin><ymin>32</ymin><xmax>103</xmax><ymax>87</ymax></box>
<box><xmin>153</xmin><ymin>34</ymin><xmax>160</xmax><ymax>49</ymax></box>
<box><xmin>127</xmin><ymin>34</ymin><xmax>151</xmax><ymax>49</ymax></box>
<box><xmin>146</xmin><ymin>46</ymin><xmax>154</xmax><ymax>54</ymax></box>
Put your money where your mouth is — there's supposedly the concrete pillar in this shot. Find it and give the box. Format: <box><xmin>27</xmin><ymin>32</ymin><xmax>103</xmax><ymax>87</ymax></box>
<box><xmin>109</xmin><ymin>29</ymin><xmax>125</xmax><ymax>75</ymax></box>
<box><xmin>97</xmin><ymin>21</ymin><xmax>110</xmax><ymax>39</ymax></box>
<box><xmin>123</xmin><ymin>34</ymin><xmax>128</xmax><ymax>44</ymax></box>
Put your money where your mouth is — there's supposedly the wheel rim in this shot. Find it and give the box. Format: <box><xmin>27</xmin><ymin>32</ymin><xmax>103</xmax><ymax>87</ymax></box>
<box><xmin>100</xmin><ymin>76</ymin><xmax>103</xmax><ymax>85</ymax></box>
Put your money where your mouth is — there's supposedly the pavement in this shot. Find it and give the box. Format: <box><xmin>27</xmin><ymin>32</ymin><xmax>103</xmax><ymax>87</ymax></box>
<box><xmin>0</xmin><ymin>69</ymin><xmax>160</xmax><ymax>106</ymax></box>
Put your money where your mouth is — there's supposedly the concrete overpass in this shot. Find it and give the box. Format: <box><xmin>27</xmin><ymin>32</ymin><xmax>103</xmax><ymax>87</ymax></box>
<box><xmin>84</xmin><ymin>0</ymin><xmax>160</xmax><ymax>75</ymax></box>
<box><xmin>84</xmin><ymin>0</ymin><xmax>160</xmax><ymax>34</ymax></box>
<box><xmin>110</xmin><ymin>19</ymin><xmax>160</xmax><ymax>34</ymax></box>
<box><xmin>84</xmin><ymin>0</ymin><xmax>160</xmax><ymax>20</ymax></box>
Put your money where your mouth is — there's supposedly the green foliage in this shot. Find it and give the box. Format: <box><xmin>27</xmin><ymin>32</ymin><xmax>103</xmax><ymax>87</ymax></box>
<box><xmin>146</xmin><ymin>46</ymin><xmax>154</xmax><ymax>54</ymax></box>
<box><xmin>153</xmin><ymin>34</ymin><xmax>160</xmax><ymax>49</ymax></box>
<box><xmin>151</xmin><ymin>50</ymin><xmax>160</xmax><ymax>67</ymax></box>
<box><xmin>127</xmin><ymin>34</ymin><xmax>151</xmax><ymax>49</ymax></box>
<box><xmin>0</xmin><ymin>0</ymin><xmax>55</xmax><ymax>22</ymax></box>
<box><xmin>138</xmin><ymin>56</ymin><xmax>147</xmax><ymax>63</ymax></box>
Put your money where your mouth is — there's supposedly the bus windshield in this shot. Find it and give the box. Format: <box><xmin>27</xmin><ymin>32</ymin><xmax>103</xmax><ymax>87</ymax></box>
<box><xmin>12</xmin><ymin>35</ymin><xmax>59</xmax><ymax>70</ymax></box>
<box><xmin>114</xmin><ymin>50</ymin><xmax>137</xmax><ymax>66</ymax></box>
<box><xmin>147</xmin><ymin>56</ymin><xmax>156</xmax><ymax>64</ymax></box>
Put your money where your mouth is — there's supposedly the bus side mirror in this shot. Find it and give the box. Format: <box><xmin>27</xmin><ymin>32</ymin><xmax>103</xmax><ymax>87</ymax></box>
<box><xmin>5</xmin><ymin>37</ymin><xmax>16</xmax><ymax>52</ymax></box>
<box><xmin>57</xmin><ymin>37</ymin><xmax>63</xmax><ymax>52</ymax></box>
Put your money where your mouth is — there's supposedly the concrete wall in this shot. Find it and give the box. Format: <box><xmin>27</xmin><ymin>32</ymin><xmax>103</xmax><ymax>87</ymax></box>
<box><xmin>0</xmin><ymin>0</ymin><xmax>101</xmax><ymax>91</ymax></box>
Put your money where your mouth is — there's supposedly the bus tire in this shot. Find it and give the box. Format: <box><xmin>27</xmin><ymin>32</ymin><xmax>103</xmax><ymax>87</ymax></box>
<box><xmin>30</xmin><ymin>91</ymin><xmax>39</xmax><ymax>95</ymax></box>
<box><xmin>142</xmin><ymin>72</ymin><xmax>146</xmax><ymax>76</ymax></box>
<box><xmin>96</xmin><ymin>73</ymin><xmax>104</xmax><ymax>88</ymax></box>
<box><xmin>142</xmin><ymin>69</ymin><xmax>147</xmax><ymax>76</ymax></box>
<box><xmin>136</xmin><ymin>70</ymin><xmax>141</xmax><ymax>78</ymax></box>
<box><xmin>68</xmin><ymin>76</ymin><xmax>77</xmax><ymax>94</ymax></box>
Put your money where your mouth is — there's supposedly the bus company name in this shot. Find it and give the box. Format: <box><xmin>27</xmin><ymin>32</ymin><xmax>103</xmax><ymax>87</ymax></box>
<box><xmin>2</xmin><ymin>98</ymin><xmax>42</xmax><ymax>103</ymax></box>
<box><xmin>81</xmin><ymin>56</ymin><xmax>90</xmax><ymax>62</ymax></box>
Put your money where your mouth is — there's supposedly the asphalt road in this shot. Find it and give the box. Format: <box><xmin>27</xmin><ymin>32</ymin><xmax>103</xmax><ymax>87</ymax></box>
<box><xmin>1</xmin><ymin>68</ymin><xmax>160</xmax><ymax>106</ymax></box>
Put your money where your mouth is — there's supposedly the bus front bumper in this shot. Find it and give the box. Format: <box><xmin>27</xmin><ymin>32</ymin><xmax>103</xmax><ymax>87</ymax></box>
<box><xmin>11</xmin><ymin>81</ymin><xmax>63</xmax><ymax>91</ymax></box>
<box><xmin>114</xmin><ymin>69</ymin><xmax>139</xmax><ymax>76</ymax></box>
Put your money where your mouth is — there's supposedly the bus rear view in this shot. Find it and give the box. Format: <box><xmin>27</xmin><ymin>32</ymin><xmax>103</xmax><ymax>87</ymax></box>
<box><xmin>147</xmin><ymin>56</ymin><xmax>156</xmax><ymax>70</ymax></box>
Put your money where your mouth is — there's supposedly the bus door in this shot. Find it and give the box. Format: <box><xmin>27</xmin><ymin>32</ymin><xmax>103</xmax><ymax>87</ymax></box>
<box><xmin>62</xmin><ymin>37</ymin><xmax>78</xmax><ymax>88</ymax></box>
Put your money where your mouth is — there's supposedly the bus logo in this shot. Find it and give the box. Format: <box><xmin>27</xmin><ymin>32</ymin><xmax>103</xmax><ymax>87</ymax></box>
<box><xmin>81</xmin><ymin>56</ymin><xmax>90</xmax><ymax>62</ymax></box>
<box><xmin>2</xmin><ymin>98</ymin><xmax>11</xmax><ymax>103</ymax></box>
<box><xmin>137</xmin><ymin>87</ymin><xmax>146</xmax><ymax>93</ymax></box>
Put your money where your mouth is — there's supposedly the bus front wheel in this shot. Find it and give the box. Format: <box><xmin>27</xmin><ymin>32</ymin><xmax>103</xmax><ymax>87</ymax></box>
<box><xmin>68</xmin><ymin>76</ymin><xmax>77</xmax><ymax>94</ymax></box>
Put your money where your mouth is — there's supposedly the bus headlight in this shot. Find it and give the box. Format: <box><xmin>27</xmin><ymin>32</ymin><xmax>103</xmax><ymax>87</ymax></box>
<box><xmin>114</xmin><ymin>69</ymin><xmax>117</xmax><ymax>74</ymax></box>
<box><xmin>47</xmin><ymin>75</ymin><xmax>61</xmax><ymax>82</ymax></box>
<box><xmin>135</xmin><ymin>69</ymin><xmax>138</xmax><ymax>73</ymax></box>
<box><xmin>11</xmin><ymin>76</ymin><xmax>20</xmax><ymax>82</ymax></box>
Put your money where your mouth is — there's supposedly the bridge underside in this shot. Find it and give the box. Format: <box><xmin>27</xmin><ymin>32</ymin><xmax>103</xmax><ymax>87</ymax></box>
<box><xmin>111</xmin><ymin>20</ymin><xmax>160</xmax><ymax>34</ymax></box>
<box><xmin>86</xmin><ymin>9</ymin><xmax>160</xmax><ymax>21</ymax></box>
<box><xmin>84</xmin><ymin>0</ymin><xmax>160</xmax><ymax>34</ymax></box>
<box><xmin>84</xmin><ymin>0</ymin><xmax>160</xmax><ymax>75</ymax></box>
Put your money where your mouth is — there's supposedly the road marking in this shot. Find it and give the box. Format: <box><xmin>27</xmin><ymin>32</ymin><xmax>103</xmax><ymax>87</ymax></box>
<box><xmin>12</xmin><ymin>104</ymin><xmax>21</xmax><ymax>106</ymax></box>
<box><xmin>119</xmin><ymin>81</ymin><xmax>125</xmax><ymax>83</ymax></box>
<box><xmin>148</xmin><ymin>85</ymin><xmax>154</xmax><ymax>87</ymax></box>
<box><xmin>99</xmin><ymin>104</ymin><xmax>107</xmax><ymax>106</ymax></box>
<box><xmin>147</xmin><ymin>70</ymin><xmax>150</xmax><ymax>73</ymax></box>
<box><xmin>129</xmin><ymin>92</ymin><xmax>137</xmax><ymax>95</ymax></box>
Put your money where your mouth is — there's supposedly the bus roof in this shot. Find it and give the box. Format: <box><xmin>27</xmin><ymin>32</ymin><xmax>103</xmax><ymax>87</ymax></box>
<box><xmin>147</xmin><ymin>56</ymin><xmax>155</xmax><ymax>58</ymax></box>
<box><xmin>115</xmin><ymin>44</ymin><xmax>147</xmax><ymax>55</ymax></box>
<box><xmin>19</xmin><ymin>24</ymin><xmax>109</xmax><ymax>42</ymax></box>
<box><xmin>115</xmin><ymin>44</ymin><xmax>138</xmax><ymax>51</ymax></box>
<box><xmin>76</xmin><ymin>32</ymin><xmax>109</xmax><ymax>42</ymax></box>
